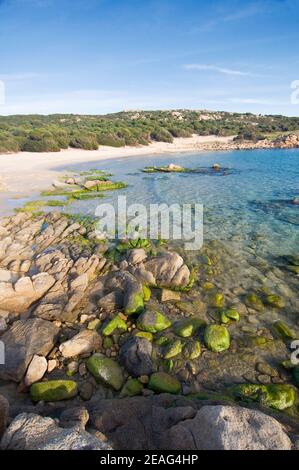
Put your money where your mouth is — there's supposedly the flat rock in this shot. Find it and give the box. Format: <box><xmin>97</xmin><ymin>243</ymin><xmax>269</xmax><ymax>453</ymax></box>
<box><xmin>169</xmin><ymin>405</ymin><xmax>292</xmax><ymax>450</ymax></box>
<box><xmin>0</xmin><ymin>413</ymin><xmax>112</xmax><ymax>450</ymax></box>
<box><xmin>24</xmin><ymin>355</ymin><xmax>48</xmax><ymax>387</ymax></box>
<box><xmin>0</xmin><ymin>272</ymin><xmax>55</xmax><ymax>312</ymax></box>
<box><xmin>59</xmin><ymin>329</ymin><xmax>101</xmax><ymax>358</ymax></box>
<box><xmin>0</xmin><ymin>318</ymin><xmax>59</xmax><ymax>382</ymax></box>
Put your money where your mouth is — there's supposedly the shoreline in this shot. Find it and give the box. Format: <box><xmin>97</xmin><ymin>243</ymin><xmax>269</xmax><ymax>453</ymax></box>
<box><xmin>0</xmin><ymin>133</ymin><xmax>298</xmax><ymax>215</ymax></box>
<box><xmin>0</xmin><ymin>135</ymin><xmax>233</xmax><ymax>207</ymax></box>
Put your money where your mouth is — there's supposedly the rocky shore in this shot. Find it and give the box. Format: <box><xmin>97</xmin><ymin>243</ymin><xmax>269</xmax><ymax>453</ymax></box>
<box><xmin>0</xmin><ymin>207</ymin><xmax>298</xmax><ymax>450</ymax></box>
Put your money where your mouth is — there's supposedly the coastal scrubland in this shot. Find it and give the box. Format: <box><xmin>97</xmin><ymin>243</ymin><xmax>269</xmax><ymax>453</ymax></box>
<box><xmin>1</xmin><ymin>109</ymin><xmax>299</xmax><ymax>154</ymax></box>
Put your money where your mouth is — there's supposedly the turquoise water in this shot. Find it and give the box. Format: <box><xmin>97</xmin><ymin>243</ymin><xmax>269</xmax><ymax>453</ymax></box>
<box><xmin>59</xmin><ymin>148</ymin><xmax>299</xmax><ymax>260</ymax></box>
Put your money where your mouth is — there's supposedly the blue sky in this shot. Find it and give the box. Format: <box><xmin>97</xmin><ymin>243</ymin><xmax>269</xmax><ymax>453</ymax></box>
<box><xmin>0</xmin><ymin>0</ymin><xmax>299</xmax><ymax>115</ymax></box>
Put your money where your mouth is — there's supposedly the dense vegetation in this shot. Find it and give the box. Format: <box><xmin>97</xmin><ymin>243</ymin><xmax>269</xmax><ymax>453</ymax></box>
<box><xmin>0</xmin><ymin>109</ymin><xmax>299</xmax><ymax>153</ymax></box>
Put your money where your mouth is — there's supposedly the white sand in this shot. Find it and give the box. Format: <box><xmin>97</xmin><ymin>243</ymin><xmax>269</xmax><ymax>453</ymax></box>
<box><xmin>0</xmin><ymin>135</ymin><xmax>233</xmax><ymax>213</ymax></box>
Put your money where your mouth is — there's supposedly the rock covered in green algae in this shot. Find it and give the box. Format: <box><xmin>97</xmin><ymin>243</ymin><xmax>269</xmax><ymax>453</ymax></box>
<box><xmin>174</xmin><ymin>318</ymin><xmax>205</xmax><ymax>338</ymax></box>
<box><xmin>245</xmin><ymin>293</ymin><xmax>264</xmax><ymax>312</ymax></box>
<box><xmin>212</xmin><ymin>293</ymin><xmax>225</xmax><ymax>308</ymax></box>
<box><xmin>220</xmin><ymin>309</ymin><xmax>240</xmax><ymax>324</ymax></box>
<box><xmin>148</xmin><ymin>372</ymin><xmax>181</xmax><ymax>394</ymax></box>
<box><xmin>30</xmin><ymin>380</ymin><xmax>78</xmax><ymax>402</ymax></box>
<box><xmin>265</xmin><ymin>294</ymin><xmax>285</xmax><ymax>309</ymax></box>
<box><xmin>233</xmin><ymin>383</ymin><xmax>296</xmax><ymax>410</ymax></box>
<box><xmin>86</xmin><ymin>354</ymin><xmax>124</xmax><ymax>390</ymax></box>
<box><xmin>124</xmin><ymin>289</ymin><xmax>144</xmax><ymax>316</ymax></box>
<box><xmin>163</xmin><ymin>339</ymin><xmax>183</xmax><ymax>359</ymax></box>
<box><xmin>136</xmin><ymin>308</ymin><xmax>171</xmax><ymax>333</ymax></box>
<box><xmin>135</xmin><ymin>331</ymin><xmax>153</xmax><ymax>341</ymax></box>
<box><xmin>273</xmin><ymin>320</ymin><xmax>296</xmax><ymax>340</ymax></box>
<box><xmin>102</xmin><ymin>314</ymin><xmax>127</xmax><ymax>336</ymax></box>
<box><xmin>120</xmin><ymin>378</ymin><xmax>143</xmax><ymax>397</ymax></box>
<box><xmin>183</xmin><ymin>339</ymin><xmax>201</xmax><ymax>359</ymax></box>
<box><xmin>142</xmin><ymin>285</ymin><xmax>151</xmax><ymax>302</ymax></box>
<box><xmin>204</xmin><ymin>325</ymin><xmax>230</xmax><ymax>352</ymax></box>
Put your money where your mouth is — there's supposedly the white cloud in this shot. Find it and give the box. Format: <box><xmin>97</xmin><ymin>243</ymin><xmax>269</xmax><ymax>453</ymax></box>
<box><xmin>184</xmin><ymin>64</ymin><xmax>259</xmax><ymax>77</ymax></box>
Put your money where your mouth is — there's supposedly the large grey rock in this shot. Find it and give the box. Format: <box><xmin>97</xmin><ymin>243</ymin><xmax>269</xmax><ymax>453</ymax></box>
<box><xmin>0</xmin><ymin>413</ymin><xmax>112</xmax><ymax>450</ymax></box>
<box><xmin>0</xmin><ymin>394</ymin><xmax>9</xmax><ymax>438</ymax></box>
<box><xmin>59</xmin><ymin>329</ymin><xmax>101</xmax><ymax>358</ymax></box>
<box><xmin>88</xmin><ymin>397</ymin><xmax>292</xmax><ymax>450</ymax></box>
<box><xmin>133</xmin><ymin>252</ymin><xmax>190</xmax><ymax>289</ymax></box>
<box><xmin>168</xmin><ymin>405</ymin><xmax>292</xmax><ymax>450</ymax></box>
<box><xmin>0</xmin><ymin>318</ymin><xmax>59</xmax><ymax>382</ymax></box>
<box><xmin>0</xmin><ymin>271</ymin><xmax>55</xmax><ymax>312</ymax></box>
<box><xmin>119</xmin><ymin>336</ymin><xmax>153</xmax><ymax>377</ymax></box>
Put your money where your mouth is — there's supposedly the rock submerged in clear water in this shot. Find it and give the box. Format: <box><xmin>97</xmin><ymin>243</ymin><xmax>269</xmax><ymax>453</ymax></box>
<box><xmin>204</xmin><ymin>324</ymin><xmax>230</xmax><ymax>352</ymax></box>
<box><xmin>148</xmin><ymin>372</ymin><xmax>181</xmax><ymax>394</ymax></box>
<box><xmin>232</xmin><ymin>383</ymin><xmax>296</xmax><ymax>410</ymax></box>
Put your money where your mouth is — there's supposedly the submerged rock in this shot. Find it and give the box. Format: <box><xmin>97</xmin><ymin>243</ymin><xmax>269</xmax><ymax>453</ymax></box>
<box><xmin>148</xmin><ymin>372</ymin><xmax>181</xmax><ymax>394</ymax></box>
<box><xmin>163</xmin><ymin>339</ymin><xmax>182</xmax><ymax>359</ymax></box>
<box><xmin>120</xmin><ymin>378</ymin><xmax>144</xmax><ymax>398</ymax></box>
<box><xmin>87</xmin><ymin>354</ymin><xmax>124</xmax><ymax>390</ymax></box>
<box><xmin>245</xmin><ymin>293</ymin><xmax>264</xmax><ymax>312</ymax></box>
<box><xmin>174</xmin><ymin>318</ymin><xmax>205</xmax><ymax>337</ymax></box>
<box><xmin>183</xmin><ymin>340</ymin><xmax>201</xmax><ymax>359</ymax></box>
<box><xmin>204</xmin><ymin>324</ymin><xmax>230</xmax><ymax>352</ymax></box>
<box><xmin>30</xmin><ymin>380</ymin><xmax>78</xmax><ymax>402</ymax></box>
<box><xmin>1</xmin><ymin>413</ymin><xmax>111</xmax><ymax>450</ymax></box>
<box><xmin>233</xmin><ymin>383</ymin><xmax>296</xmax><ymax>410</ymax></box>
<box><xmin>137</xmin><ymin>308</ymin><xmax>171</xmax><ymax>333</ymax></box>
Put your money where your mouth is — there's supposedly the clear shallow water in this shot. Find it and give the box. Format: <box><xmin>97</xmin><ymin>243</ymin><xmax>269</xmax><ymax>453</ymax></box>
<box><xmin>59</xmin><ymin>148</ymin><xmax>299</xmax><ymax>260</ymax></box>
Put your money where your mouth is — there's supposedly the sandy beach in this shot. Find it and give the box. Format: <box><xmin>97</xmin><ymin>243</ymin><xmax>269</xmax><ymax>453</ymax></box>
<box><xmin>0</xmin><ymin>135</ymin><xmax>233</xmax><ymax>211</ymax></box>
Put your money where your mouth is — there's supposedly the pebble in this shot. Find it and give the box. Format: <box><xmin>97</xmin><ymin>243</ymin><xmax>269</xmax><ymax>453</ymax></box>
<box><xmin>47</xmin><ymin>359</ymin><xmax>57</xmax><ymax>373</ymax></box>
<box><xmin>257</xmin><ymin>374</ymin><xmax>271</xmax><ymax>384</ymax></box>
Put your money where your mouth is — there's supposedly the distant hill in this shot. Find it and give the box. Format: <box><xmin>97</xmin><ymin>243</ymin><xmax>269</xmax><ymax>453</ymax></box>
<box><xmin>0</xmin><ymin>109</ymin><xmax>299</xmax><ymax>154</ymax></box>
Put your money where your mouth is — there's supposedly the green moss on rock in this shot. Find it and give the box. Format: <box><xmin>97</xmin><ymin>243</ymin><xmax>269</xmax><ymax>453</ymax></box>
<box><xmin>124</xmin><ymin>291</ymin><xmax>144</xmax><ymax>316</ymax></box>
<box><xmin>183</xmin><ymin>340</ymin><xmax>201</xmax><ymax>359</ymax></box>
<box><xmin>137</xmin><ymin>309</ymin><xmax>171</xmax><ymax>333</ymax></box>
<box><xmin>174</xmin><ymin>318</ymin><xmax>205</xmax><ymax>338</ymax></box>
<box><xmin>87</xmin><ymin>354</ymin><xmax>124</xmax><ymax>391</ymax></box>
<box><xmin>245</xmin><ymin>293</ymin><xmax>264</xmax><ymax>312</ymax></box>
<box><xmin>120</xmin><ymin>378</ymin><xmax>144</xmax><ymax>397</ymax></box>
<box><xmin>220</xmin><ymin>309</ymin><xmax>240</xmax><ymax>324</ymax></box>
<box><xmin>273</xmin><ymin>320</ymin><xmax>296</xmax><ymax>340</ymax></box>
<box><xmin>212</xmin><ymin>293</ymin><xmax>224</xmax><ymax>308</ymax></box>
<box><xmin>204</xmin><ymin>324</ymin><xmax>230</xmax><ymax>352</ymax></box>
<box><xmin>265</xmin><ymin>294</ymin><xmax>285</xmax><ymax>309</ymax></box>
<box><xmin>163</xmin><ymin>339</ymin><xmax>183</xmax><ymax>359</ymax></box>
<box><xmin>135</xmin><ymin>331</ymin><xmax>153</xmax><ymax>341</ymax></box>
<box><xmin>30</xmin><ymin>380</ymin><xmax>78</xmax><ymax>402</ymax></box>
<box><xmin>102</xmin><ymin>314</ymin><xmax>127</xmax><ymax>336</ymax></box>
<box><xmin>148</xmin><ymin>372</ymin><xmax>181</xmax><ymax>394</ymax></box>
<box><xmin>142</xmin><ymin>285</ymin><xmax>151</xmax><ymax>302</ymax></box>
<box><xmin>233</xmin><ymin>383</ymin><xmax>296</xmax><ymax>410</ymax></box>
